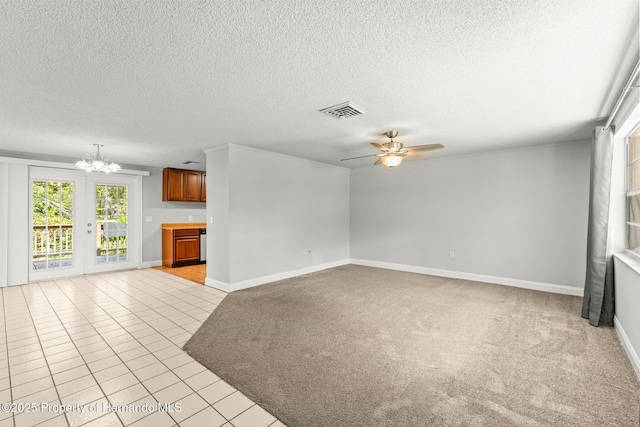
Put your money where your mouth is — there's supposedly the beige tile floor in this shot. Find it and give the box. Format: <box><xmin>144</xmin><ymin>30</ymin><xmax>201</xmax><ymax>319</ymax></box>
<box><xmin>0</xmin><ymin>269</ymin><xmax>287</xmax><ymax>427</ymax></box>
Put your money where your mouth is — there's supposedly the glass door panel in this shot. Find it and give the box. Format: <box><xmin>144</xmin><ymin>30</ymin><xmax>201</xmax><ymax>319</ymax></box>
<box><xmin>32</xmin><ymin>180</ymin><xmax>75</xmax><ymax>270</ymax></box>
<box><xmin>30</xmin><ymin>170</ymin><xmax>85</xmax><ymax>280</ymax></box>
<box><xmin>95</xmin><ymin>184</ymin><xmax>129</xmax><ymax>264</ymax></box>
<box><xmin>30</xmin><ymin>168</ymin><xmax>138</xmax><ymax>280</ymax></box>
<box><xmin>85</xmin><ymin>174</ymin><xmax>138</xmax><ymax>274</ymax></box>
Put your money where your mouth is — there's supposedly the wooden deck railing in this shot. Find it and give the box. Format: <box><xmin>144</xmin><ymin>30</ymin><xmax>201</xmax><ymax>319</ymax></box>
<box><xmin>33</xmin><ymin>222</ymin><xmax>129</xmax><ymax>262</ymax></box>
<box><xmin>32</xmin><ymin>225</ymin><xmax>73</xmax><ymax>257</ymax></box>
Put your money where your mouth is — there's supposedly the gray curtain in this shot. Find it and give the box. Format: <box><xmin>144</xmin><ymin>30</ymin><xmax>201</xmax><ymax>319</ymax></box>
<box><xmin>582</xmin><ymin>126</ymin><xmax>615</xmax><ymax>327</ymax></box>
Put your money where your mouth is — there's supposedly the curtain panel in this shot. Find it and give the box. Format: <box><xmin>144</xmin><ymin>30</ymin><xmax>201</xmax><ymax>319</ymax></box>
<box><xmin>582</xmin><ymin>126</ymin><xmax>615</xmax><ymax>327</ymax></box>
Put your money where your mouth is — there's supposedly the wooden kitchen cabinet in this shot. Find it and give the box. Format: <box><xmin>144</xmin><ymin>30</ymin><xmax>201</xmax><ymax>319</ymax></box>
<box><xmin>163</xmin><ymin>168</ymin><xmax>186</xmax><ymax>201</ymax></box>
<box><xmin>184</xmin><ymin>170</ymin><xmax>201</xmax><ymax>201</ymax></box>
<box><xmin>201</xmin><ymin>172</ymin><xmax>206</xmax><ymax>202</ymax></box>
<box><xmin>162</xmin><ymin>168</ymin><xmax>206</xmax><ymax>202</ymax></box>
<box><xmin>162</xmin><ymin>228</ymin><xmax>201</xmax><ymax>267</ymax></box>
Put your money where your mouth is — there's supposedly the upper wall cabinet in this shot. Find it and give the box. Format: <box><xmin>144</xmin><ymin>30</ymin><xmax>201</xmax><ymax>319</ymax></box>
<box><xmin>162</xmin><ymin>168</ymin><xmax>206</xmax><ymax>202</ymax></box>
<box><xmin>201</xmin><ymin>173</ymin><xmax>206</xmax><ymax>202</ymax></box>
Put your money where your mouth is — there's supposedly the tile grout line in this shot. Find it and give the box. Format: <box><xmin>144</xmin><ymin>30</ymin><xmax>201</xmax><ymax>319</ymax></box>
<box><xmin>82</xmin><ymin>271</ymin><xmax>215</xmax><ymax>326</ymax></box>
<box><xmin>31</xmin><ymin>281</ymin><xmax>128</xmax><ymax>427</ymax></box>
<box><xmin>15</xmin><ymin>285</ymin><xmax>70</xmax><ymax>427</ymax></box>
<box><xmin>69</xmin><ymin>274</ymin><xmax>210</xmax><ymax>350</ymax></box>
<box><xmin>101</xmin><ymin>271</ymin><xmax>286</xmax><ymax>426</ymax></box>
<box><xmin>128</xmin><ymin>271</ymin><xmax>225</xmax><ymax>314</ymax></box>
<box><xmin>58</xmin><ymin>274</ymin><xmax>253</xmax><ymax>426</ymax></box>
<box><xmin>35</xmin><ymin>279</ymin><xmax>150</xmax><ymax>427</ymax></box>
<box><xmin>116</xmin><ymin>269</ymin><xmax>223</xmax><ymax>308</ymax></box>
<box><xmin>43</xmin><ymin>277</ymin><xmax>223</xmax><ymax>426</ymax></box>
<box><xmin>71</xmin><ymin>277</ymin><xmax>200</xmax><ymax>333</ymax></box>
<box><xmin>14</xmin><ymin>271</ymin><xmax>279</xmax><ymax>427</ymax></box>
<box><xmin>55</xmin><ymin>276</ymin><xmax>239</xmax><ymax>426</ymax></box>
<box><xmin>1</xmin><ymin>289</ymin><xmax>16</xmax><ymax>427</ymax></box>
<box><xmin>4</xmin><ymin>280</ymin><xmax>208</xmax><ymax>427</ymax></box>
<box><xmin>58</xmin><ymin>276</ymin><xmax>193</xmax><ymax>354</ymax></box>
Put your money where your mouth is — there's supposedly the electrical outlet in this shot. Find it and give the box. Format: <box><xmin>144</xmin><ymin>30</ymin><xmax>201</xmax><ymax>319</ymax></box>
<box><xmin>302</xmin><ymin>248</ymin><xmax>307</xmax><ymax>255</ymax></box>
<box><xmin>145</xmin><ymin>216</ymin><xmax>152</xmax><ymax>222</ymax></box>
<box><xmin>449</xmin><ymin>251</ymin><xmax>455</xmax><ymax>259</ymax></box>
<box><xmin>210</xmin><ymin>216</ymin><xmax>214</xmax><ymax>224</ymax></box>
<box><xmin>188</xmin><ymin>215</ymin><xmax>193</xmax><ymax>221</ymax></box>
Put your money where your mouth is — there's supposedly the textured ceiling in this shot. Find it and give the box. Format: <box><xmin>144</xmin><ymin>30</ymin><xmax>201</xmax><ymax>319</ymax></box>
<box><xmin>0</xmin><ymin>0</ymin><xmax>638</xmax><ymax>169</ymax></box>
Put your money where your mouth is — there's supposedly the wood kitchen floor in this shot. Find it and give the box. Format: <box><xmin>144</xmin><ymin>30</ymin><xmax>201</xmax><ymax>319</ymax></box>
<box><xmin>153</xmin><ymin>264</ymin><xmax>206</xmax><ymax>285</ymax></box>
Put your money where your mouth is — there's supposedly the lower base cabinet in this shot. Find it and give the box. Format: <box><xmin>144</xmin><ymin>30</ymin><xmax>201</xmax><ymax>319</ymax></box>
<box><xmin>162</xmin><ymin>229</ymin><xmax>200</xmax><ymax>267</ymax></box>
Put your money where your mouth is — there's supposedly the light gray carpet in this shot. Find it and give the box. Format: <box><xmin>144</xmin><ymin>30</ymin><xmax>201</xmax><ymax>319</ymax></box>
<box><xmin>184</xmin><ymin>265</ymin><xmax>640</xmax><ymax>427</ymax></box>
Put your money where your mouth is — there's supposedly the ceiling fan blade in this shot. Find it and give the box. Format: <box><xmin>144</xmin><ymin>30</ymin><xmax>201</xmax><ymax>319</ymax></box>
<box><xmin>340</xmin><ymin>154</ymin><xmax>379</xmax><ymax>161</ymax></box>
<box><xmin>406</xmin><ymin>144</ymin><xmax>445</xmax><ymax>153</ymax></box>
<box><xmin>373</xmin><ymin>158</ymin><xmax>383</xmax><ymax>166</ymax></box>
<box><xmin>371</xmin><ymin>142</ymin><xmax>390</xmax><ymax>151</ymax></box>
<box><xmin>405</xmin><ymin>153</ymin><xmax>427</xmax><ymax>160</ymax></box>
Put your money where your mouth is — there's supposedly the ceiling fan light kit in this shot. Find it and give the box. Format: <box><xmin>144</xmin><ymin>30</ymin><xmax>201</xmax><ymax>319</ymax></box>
<box><xmin>380</xmin><ymin>155</ymin><xmax>403</xmax><ymax>168</ymax></box>
<box><xmin>340</xmin><ymin>131</ymin><xmax>444</xmax><ymax>168</ymax></box>
<box><xmin>75</xmin><ymin>144</ymin><xmax>121</xmax><ymax>173</ymax></box>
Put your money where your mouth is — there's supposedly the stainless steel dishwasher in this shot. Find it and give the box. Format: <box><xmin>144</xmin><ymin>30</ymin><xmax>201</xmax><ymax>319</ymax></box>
<box><xmin>199</xmin><ymin>228</ymin><xmax>206</xmax><ymax>262</ymax></box>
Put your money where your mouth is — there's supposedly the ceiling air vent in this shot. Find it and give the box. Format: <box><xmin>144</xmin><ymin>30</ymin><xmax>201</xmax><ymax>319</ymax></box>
<box><xmin>319</xmin><ymin>101</ymin><xmax>366</xmax><ymax>119</ymax></box>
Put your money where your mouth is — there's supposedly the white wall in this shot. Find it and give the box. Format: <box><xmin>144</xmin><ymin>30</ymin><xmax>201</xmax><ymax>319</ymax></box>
<box><xmin>350</xmin><ymin>141</ymin><xmax>591</xmax><ymax>290</ymax></box>
<box><xmin>0</xmin><ymin>155</ymin><xmax>186</xmax><ymax>282</ymax></box>
<box><xmin>0</xmin><ymin>162</ymin><xmax>30</xmax><ymax>286</ymax></box>
<box><xmin>205</xmin><ymin>144</ymin><xmax>350</xmax><ymax>289</ymax></box>
<box><xmin>206</xmin><ymin>145</ymin><xmax>231</xmax><ymax>284</ymax></box>
<box><xmin>0</xmin><ymin>163</ymin><xmax>6</xmax><ymax>285</ymax></box>
<box><xmin>614</xmin><ymin>256</ymin><xmax>640</xmax><ymax>379</ymax></box>
<box><xmin>141</xmin><ymin>168</ymin><xmax>206</xmax><ymax>265</ymax></box>
<box><xmin>228</xmin><ymin>145</ymin><xmax>350</xmax><ymax>283</ymax></box>
<box><xmin>612</xmin><ymin>91</ymin><xmax>640</xmax><ymax>381</ymax></box>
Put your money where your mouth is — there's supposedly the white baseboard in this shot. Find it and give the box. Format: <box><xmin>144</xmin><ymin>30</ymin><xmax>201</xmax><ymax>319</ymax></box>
<box><xmin>140</xmin><ymin>260</ymin><xmax>162</xmax><ymax>269</ymax></box>
<box><xmin>203</xmin><ymin>258</ymin><xmax>583</xmax><ymax>298</ymax></box>
<box><xmin>205</xmin><ymin>277</ymin><xmax>231</xmax><ymax>292</ymax></box>
<box><xmin>205</xmin><ymin>259</ymin><xmax>351</xmax><ymax>293</ymax></box>
<box><xmin>349</xmin><ymin>259</ymin><xmax>584</xmax><ymax>296</ymax></box>
<box><xmin>614</xmin><ymin>316</ymin><xmax>640</xmax><ymax>381</ymax></box>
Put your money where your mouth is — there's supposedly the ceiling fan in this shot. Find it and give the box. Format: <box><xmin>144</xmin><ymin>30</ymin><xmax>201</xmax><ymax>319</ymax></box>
<box><xmin>341</xmin><ymin>131</ymin><xmax>444</xmax><ymax>168</ymax></box>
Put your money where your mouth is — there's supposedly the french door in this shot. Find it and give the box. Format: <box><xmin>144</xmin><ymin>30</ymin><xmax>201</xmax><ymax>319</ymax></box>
<box><xmin>30</xmin><ymin>168</ymin><xmax>140</xmax><ymax>281</ymax></box>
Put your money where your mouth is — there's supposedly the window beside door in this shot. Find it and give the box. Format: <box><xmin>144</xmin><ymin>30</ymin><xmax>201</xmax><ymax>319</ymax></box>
<box><xmin>627</xmin><ymin>131</ymin><xmax>640</xmax><ymax>258</ymax></box>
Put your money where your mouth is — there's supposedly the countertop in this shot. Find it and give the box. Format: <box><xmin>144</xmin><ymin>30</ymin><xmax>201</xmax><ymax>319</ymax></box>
<box><xmin>161</xmin><ymin>222</ymin><xmax>206</xmax><ymax>230</ymax></box>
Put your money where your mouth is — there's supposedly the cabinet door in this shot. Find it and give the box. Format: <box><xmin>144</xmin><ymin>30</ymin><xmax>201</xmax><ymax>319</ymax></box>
<box><xmin>201</xmin><ymin>172</ymin><xmax>206</xmax><ymax>202</ymax></box>
<box><xmin>184</xmin><ymin>171</ymin><xmax>202</xmax><ymax>202</ymax></box>
<box><xmin>162</xmin><ymin>229</ymin><xmax>173</xmax><ymax>267</ymax></box>
<box><xmin>174</xmin><ymin>236</ymin><xmax>199</xmax><ymax>262</ymax></box>
<box><xmin>165</xmin><ymin>169</ymin><xmax>185</xmax><ymax>201</ymax></box>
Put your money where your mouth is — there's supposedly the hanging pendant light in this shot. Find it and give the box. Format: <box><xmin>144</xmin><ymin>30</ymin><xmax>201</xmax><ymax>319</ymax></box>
<box><xmin>75</xmin><ymin>144</ymin><xmax>121</xmax><ymax>173</ymax></box>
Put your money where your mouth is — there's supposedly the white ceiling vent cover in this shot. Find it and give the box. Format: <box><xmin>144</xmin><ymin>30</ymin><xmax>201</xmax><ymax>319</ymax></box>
<box><xmin>320</xmin><ymin>101</ymin><xmax>366</xmax><ymax>119</ymax></box>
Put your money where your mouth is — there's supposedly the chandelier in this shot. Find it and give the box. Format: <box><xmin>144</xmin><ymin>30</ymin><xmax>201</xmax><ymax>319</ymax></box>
<box><xmin>75</xmin><ymin>144</ymin><xmax>121</xmax><ymax>173</ymax></box>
